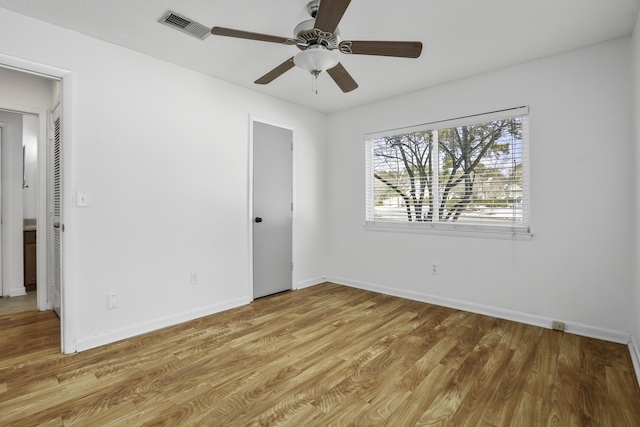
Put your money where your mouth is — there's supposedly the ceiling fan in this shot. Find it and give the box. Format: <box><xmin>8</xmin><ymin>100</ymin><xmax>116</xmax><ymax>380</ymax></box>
<box><xmin>210</xmin><ymin>0</ymin><xmax>423</xmax><ymax>93</ymax></box>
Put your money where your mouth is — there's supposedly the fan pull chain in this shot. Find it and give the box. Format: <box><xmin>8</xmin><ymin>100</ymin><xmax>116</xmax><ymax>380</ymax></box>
<box><xmin>312</xmin><ymin>70</ymin><xmax>321</xmax><ymax>94</ymax></box>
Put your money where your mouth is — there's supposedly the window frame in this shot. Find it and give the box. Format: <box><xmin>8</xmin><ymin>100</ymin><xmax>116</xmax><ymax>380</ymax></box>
<box><xmin>365</xmin><ymin>106</ymin><xmax>532</xmax><ymax>239</ymax></box>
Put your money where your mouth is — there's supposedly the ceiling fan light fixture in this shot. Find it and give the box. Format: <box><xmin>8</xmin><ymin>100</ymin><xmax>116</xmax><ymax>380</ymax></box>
<box><xmin>293</xmin><ymin>45</ymin><xmax>339</xmax><ymax>74</ymax></box>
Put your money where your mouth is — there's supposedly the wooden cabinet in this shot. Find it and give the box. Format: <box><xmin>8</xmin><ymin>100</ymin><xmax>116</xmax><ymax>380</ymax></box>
<box><xmin>24</xmin><ymin>230</ymin><xmax>37</xmax><ymax>292</ymax></box>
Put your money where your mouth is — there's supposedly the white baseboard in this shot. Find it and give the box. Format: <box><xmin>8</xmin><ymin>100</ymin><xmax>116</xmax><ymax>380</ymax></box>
<box><xmin>9</xmin><ymin>287</ymin><xmax>27</xmax><ymax>297</ymax></box>
<box><xmin>326</xmin><ymin>276</ymin><xmax>631</xmax><ymax>345</ymax></box>
<box><xmin>75</xmin><ymin>296</ymin><xmax>252</xmax><ymax>352</ymax></box>
<box><xmin>296</xmin><ymin>277</ymin><xmax>326</xmax><ymax>290</ymax></box>
<box><xmin>630</xmin><ymin>335</ymin><xmax>640</xmax><ymax>390</ymax></box>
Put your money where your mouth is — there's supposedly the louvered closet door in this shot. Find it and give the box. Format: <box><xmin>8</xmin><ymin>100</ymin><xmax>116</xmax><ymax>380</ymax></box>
<box><xmin>51</xmin><ymin>107</ymin><xmax>61</xmax><ymax>317</ymax></box>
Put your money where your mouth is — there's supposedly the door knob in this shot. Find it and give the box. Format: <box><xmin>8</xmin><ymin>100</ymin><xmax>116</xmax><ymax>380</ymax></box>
<box><xmin>255</xmin><ymin>217</ymin><xmax>263</xmax><ymax>223</ymax></box>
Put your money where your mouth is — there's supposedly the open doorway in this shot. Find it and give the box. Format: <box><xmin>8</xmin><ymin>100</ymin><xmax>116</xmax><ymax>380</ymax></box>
<box><xmin>0</xmin><ymin>110</ymin><xmax>38</xmax><ymax>313</ymax></box>
<box><xmin>0</xmin><ymin>66</ymin><xmax>62</xmax><ymax>336</ymax></box>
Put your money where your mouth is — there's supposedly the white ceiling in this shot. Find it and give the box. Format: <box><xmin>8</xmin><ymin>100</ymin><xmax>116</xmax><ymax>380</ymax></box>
<box><xmin>1</xmin><ymin>0</ymin><xmax>638</xmax><ymax>113</ymax></box>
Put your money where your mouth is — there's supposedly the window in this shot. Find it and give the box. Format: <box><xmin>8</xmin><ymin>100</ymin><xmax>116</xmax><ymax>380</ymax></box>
<box><xmin>365</xmin><ymin>107</ymin><xmax>530</xmax><ymax>237</ymax></box>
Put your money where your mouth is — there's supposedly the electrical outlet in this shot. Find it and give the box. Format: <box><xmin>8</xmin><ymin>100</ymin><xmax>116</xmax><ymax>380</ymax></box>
<box><xmin>552</xmin><ymin>321</ymin><xmax>565</xmax><ymax>332</ymax></box>
<box><xmin>107</xmin><ymin>292</ymin><xmax>118</xmax><ymax>310</ymax></box>
<box><xmin>431</xmin><ymin>264</ymin><xmax>438</xmax><ymax>275</ymax></box>
<box><xmin>190</xmin><ymin>272</ymin><xmax>199</xmax><ymax>285</ymax></box>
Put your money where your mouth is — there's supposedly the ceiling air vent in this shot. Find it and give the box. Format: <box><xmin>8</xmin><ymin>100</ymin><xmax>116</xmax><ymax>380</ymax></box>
<box><xmin>159</xmin><ymin>11</ymin><xmax>211</xmax><ymax>40</ymax></box>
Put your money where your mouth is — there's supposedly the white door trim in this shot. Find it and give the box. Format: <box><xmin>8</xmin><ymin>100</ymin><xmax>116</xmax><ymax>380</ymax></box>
<box><xmin>248</xmin><ymin>115</ymin><xmax>297</xmax><ymax>300</ymax></box>
<box><xmin>0</xmin><ymin>54</ymin><xmax>76</xmax><ymax>354</ymax></box>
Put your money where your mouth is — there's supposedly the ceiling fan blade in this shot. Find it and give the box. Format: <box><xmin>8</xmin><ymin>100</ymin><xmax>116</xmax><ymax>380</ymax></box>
<box><xmin>211</xmin><ymin>27</ymin><xmax>295</xmax><ymax>45</ymax></box>
<box><xmin>255</xmin><ymin>58</ymin><xmax>296</xmax><ymax>85</ymax></box>
<box><xmin>339</xmin><ymin>40</ymin><xmax>423</xmax><ymax>58</ymax></box>
<box><xmin>314</xmin><ymin>0</ymin><xmax>352</xmax><ymax>35</ymax></box>
<box><xmin>327</xmin><ymin>63</ymin><xmax>358</xmax><ymax>93</ymax></box>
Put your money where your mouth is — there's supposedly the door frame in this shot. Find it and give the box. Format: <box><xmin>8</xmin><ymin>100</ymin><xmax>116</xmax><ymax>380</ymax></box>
<box><xmin>0</xmin><ymin>54</ymin><xmax>75</xmax><ymax>354</ymax></box>
<box><xmin>248</xmin><ymin>115</ymin><xmax>296</xmax><ymax>300</ymax></box>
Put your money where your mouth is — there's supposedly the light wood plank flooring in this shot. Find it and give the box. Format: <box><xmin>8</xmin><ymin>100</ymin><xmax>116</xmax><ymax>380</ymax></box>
<box><xmin>0</xmin><ymin>292</ymin><xmax>37</xmax><ymax>316</ymax></box>
<box><xmin>1</xmin><ymin>282</ymin><xmax>639</xmax><ymax>426</ymax></box>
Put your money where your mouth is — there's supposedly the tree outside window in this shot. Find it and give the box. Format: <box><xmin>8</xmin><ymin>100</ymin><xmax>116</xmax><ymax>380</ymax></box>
<box><xmin>367</xmin><ymin>110</ymin><xmax>528</xmax><ymax>233</ymax></box>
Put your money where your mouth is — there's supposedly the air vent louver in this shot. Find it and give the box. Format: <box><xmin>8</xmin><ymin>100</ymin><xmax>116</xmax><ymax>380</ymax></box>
<box><xmin>159</xmin><ymin>11</ymin><xmax>210</xmax><ymax>40</ymax></box>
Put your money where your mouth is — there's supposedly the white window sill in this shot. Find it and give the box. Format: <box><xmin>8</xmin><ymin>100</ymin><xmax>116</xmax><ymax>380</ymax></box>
<box><xmin>364</xmin><ymin>221</ymin><xmax>533</xmax><ymax>240</ymax></box>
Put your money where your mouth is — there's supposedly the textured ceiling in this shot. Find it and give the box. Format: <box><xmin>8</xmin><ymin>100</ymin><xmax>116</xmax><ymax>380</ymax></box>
<box><xmin>0</xmin><ymin>0</ymin><xmax>638</xmax><ymax>113</ymax></box>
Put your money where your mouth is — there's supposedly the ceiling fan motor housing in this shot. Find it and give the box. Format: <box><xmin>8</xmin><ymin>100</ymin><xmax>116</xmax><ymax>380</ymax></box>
<box><xmin>294</xmin><ymin>19</ymin><xmax>340</xmax><ymax>50</ymax></box>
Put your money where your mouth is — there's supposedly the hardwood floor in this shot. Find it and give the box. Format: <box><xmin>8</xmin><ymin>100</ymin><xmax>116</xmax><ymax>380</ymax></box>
<box><xmin>1</xmin><ymin>282</ymin><xmax>639</xmax><ymax>426</ymax></box>
<box><xmin>0</xmin><ymin>292</ymin><xmax>37</xmax><ymax>316</ymax></box>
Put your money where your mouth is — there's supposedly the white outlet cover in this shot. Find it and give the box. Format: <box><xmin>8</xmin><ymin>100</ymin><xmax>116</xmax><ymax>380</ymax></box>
<box><xmin>107</xmin><ymin>292</ymin><xmax>118</xmax><ymax>309</ymax></box>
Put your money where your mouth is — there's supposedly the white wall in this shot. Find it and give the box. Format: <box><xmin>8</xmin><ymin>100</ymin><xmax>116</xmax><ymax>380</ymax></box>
<box><xmin>0</xmin><ymin>67</ymin><xmax>56</xmax><ymax>109</ymax></box>
<box><xmin>0</xmin><ymin>110</ymin><xmax>24</xmax><ymax>297</ymax></box>
<box><xmin>631</xmin><ymin>15</ymin><xmax>640</xmax><ymax>365</ymax></box>
<box><xmin>326</xmin><ymin>37</ymin><xmax>634</xmax><ymax>341</ymax></box>
<box><xmin>0</xmin><ymin>8</ymin><xmax>327</xmax><ymax>351</ymax></box>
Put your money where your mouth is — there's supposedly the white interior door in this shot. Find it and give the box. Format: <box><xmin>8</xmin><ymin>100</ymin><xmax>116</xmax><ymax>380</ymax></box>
<box><xmin>50</xmin><ymin>107</ymin><xmax>61</xmax><ymax>316</ymax></box>
<box><xmin>252</xmin><ymin>121</ymin><xmax>293</xmax><ymax>299</ymax></box>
